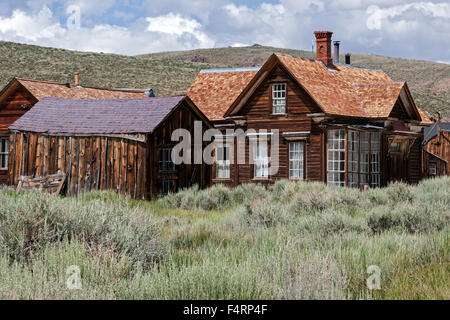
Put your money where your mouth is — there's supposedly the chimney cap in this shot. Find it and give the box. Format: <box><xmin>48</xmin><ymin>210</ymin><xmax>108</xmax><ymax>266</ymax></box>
<box><xmin>314</xmin><ymin>31</ymin><xmax>333</xmax><ymax>39</ymax></box>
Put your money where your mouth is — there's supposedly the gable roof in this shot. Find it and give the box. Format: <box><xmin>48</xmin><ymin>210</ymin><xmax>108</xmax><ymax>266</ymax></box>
<box><xmin>424</xmin><ymin>121</ymin><xmax>450</xmax><ymax>143</ymax></box>
<box><xmin>9</xmin><ymin>96</ymin><xmax>189</xmax><ymax>134</ymax></box>
<box><xmin>188</xmin><ymin>53</ymin><xmax>430</xmax><ymax>124</ymax></box>
<box><xmin>0</xmin><ymin>78</ymin><xmax>149</xmax><ymax>107</ymax></box>
<box><xmin>187</xmin><ymin>68</ymin><xmax>259</xmax><ymax>121</ymax></box>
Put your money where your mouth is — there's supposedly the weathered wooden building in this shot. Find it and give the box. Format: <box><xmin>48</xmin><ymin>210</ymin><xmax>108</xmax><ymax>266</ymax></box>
<box><xmin>188</xmin><ymin>30</ymin><xmax>432</xmax><ymax>188</ymax></box>
<box><xmin>423</xmin><ymin>121</ymin><xmax>449</xmax><ymax>177</ymax></box>
<box><xmin>8</xmin><ymin>96</ymin><xmax>211</xmax><ymax>199</ymax></box>
<box><xmin>0</xmin><ymin>76</ymin><xmax>149</xmax><ymax>184</ymax></box>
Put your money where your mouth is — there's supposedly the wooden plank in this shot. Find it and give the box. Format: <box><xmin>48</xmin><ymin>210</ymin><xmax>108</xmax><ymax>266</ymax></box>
<box><xmin>14</xmin><ymin>133</ymin><xmax>23</xmax><ymax>183</ymax></box>
<box><xmin>99</xmin><ymin>137</ymin><xmax>107</xmax><ymax>190</ymax></box>
<box><xmin>115</xmin><ymin>139</ymin><xmax>122</xmax><ymax>193</ymax></box>
<box><xmin>78</xmin><ymin>138</ymin><xmax>86</xmax><ymax>194</ymax></box>
<box><xmin>70</xmin><ymin>137</ymin><xmax>78</xmax><ymax>196</ymax></box>
<box><xmin>48</xmin><ymin>136</ymin><xmax>56</xmax><ymax>175</ymax></box>
<box><xmin>121</xmin><ymin>139</ymin><xmax>128</xmax><ymax>195</ymax></box>
<box><xmin>57</xmin><ymin>137</ymin><xmax>64</xmax><ymax>173</ymax></box>
<box><xmin>42</xmin><ymin>136</ymin><xmax>49</xmax><ymax>177</ymax></box>
<box><xmin>127</xmin><ymin>140</ymin><xmax>136</xmax><ymax>198</ymax></box>
<box><xmin>106</xmin><ymin>138</ymin><xmax>113</xmax><ymax>189</ymax></box>
<box><xmin>92</xmin><ymin>137</ymin><xmax>100</xmax><ymax>190</ymax></box>
<box><xmin>27</xmin><ymin>133</ymin><xmax>37</xmax><ymax>177</ymax></box>
<box><xmin>16</xmin><ymin>172</ymin><xmax>67</xmax><ymax>195</ymax></box>
<box><xmin>85</xmin><ymin>137</ymin><xmax>93</xmax><ymax>193</ymax></box>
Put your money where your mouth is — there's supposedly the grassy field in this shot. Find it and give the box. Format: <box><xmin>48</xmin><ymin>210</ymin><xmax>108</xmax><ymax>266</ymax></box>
<box><xmin>0</xmin><ymin>177</ymin><xmax>448</xmax><ymax>300</ymax></box>
<box><xmin>1</xmin><ymin>41</ymin><xmax>449</xmax><ymax>117</ymax></box>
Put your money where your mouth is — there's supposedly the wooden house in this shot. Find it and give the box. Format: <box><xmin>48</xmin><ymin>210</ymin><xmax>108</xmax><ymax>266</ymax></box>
<box><xmin>0</xmin><ymin>76</ymin><xmax>150</xmax><ymax>184</ymax></box>
<box><xmin>8</xmin><ymin>96</ymin><xmax>211</xmax><ymax>199</ymax></box>
<box><xmin>423</xmin><ymin>121</ymin><xmax>450</xmax><ymax>177</ymax></box>
<box><xmin>188</xmin><ymin>31</ymin><xmax>432</xmax><ymax>188</ymax></box>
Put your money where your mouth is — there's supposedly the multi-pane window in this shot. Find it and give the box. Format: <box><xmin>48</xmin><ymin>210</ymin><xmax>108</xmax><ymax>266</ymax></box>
<box><xmin>429</xmin><ymin>162</ymin><xmax>437</xmax><ymax>176</ymax></box>
<box><xmin>159</xmin><ymin>147</ymin><xmax>175</xmax><ymax>172</ymax></box>
<box><xmin>0</xmin><ymin>138</ymin><xmax>9</xmax><ymax>170</ymax></box>
<box><xmin>370</xmin><ymin>132</ymin><xmax>381</xmax><ymax>187</ymax></box>
<box><xmin>254</xmin><ymin>142</ymin><xmax>269</xmax><ymax>178</ymax></box>
<box><xmin>348</xmin><ymin>131</ymin><xmax>359</xmax><ymax>188</ymax></box>
<box><xmin>289</xmin><ymin>142</ymin><xmax>304</xmax><ymax>179</ymax></box>
<box><xmin>359</xmin><ymin>132</ymin><xmax>370</xmax><ymax>189</ymax></box>
<box><xmin>159</xmin><ymin>180</ymin><xmax>175</xmax><ymax>195</ymax></box>
<box><xmin>272</xmin><ymin>83</ymin><xmax>286</xmax><ymax>114</ymax></box>
<box><xmin>327</xmin><ymin>129</ymin><xmax>346</xmax><ymax>186</ymax></box>
<box><xmin>216</xmin><ymin>144</ymin><xmax>231</xmax><ymax>179</ymax></box>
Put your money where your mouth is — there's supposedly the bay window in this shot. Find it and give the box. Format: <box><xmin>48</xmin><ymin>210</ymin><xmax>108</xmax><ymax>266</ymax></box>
<box><xmin>327</xmin><ymin>129</ymin><xmax>346</xmax><ymax>186</ymax></box>
<box><xmin>327</xmin><ymin>129</ymin><xmax>382</xmax><ymax>188</ymax></box>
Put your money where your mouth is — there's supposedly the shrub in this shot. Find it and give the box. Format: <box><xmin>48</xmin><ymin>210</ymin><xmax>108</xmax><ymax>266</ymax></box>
<box><xmin>0</xmin><ymin>191</ymin><xmax>163</xmax><ymax>268</ymax></box>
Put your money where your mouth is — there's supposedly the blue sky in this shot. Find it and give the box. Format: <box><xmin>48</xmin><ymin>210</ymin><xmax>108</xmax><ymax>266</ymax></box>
<box><xmin>0</xmin><ymin>1</ymin><xmax>449</xmax><ymax>63</ymax></box>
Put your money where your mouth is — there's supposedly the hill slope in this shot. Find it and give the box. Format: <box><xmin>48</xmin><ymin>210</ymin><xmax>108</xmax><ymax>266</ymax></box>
<box><xmin>1</xmin><ymin>41</ymin><xmax>448</xmax><ymax>117</ymax></box>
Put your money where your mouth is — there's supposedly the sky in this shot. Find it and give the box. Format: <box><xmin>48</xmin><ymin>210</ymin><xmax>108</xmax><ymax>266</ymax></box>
<box><xmin>0</xmin><ymin>0</ymin><xmax>448</xmax><ymax>63</ymax></box>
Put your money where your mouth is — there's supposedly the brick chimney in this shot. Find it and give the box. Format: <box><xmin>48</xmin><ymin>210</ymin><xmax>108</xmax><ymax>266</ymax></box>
<box><xmin>74</xmin><ymin>72</ymin><xmax>80</xmax><ymax>87</ymax></box>
<box><xmin>314</xmin><ymin>31</ymin><xmax>333</xmax><ymax>67</ymax></box>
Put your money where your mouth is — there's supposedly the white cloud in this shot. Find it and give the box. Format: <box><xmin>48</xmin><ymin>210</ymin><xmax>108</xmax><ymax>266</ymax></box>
<box><xmin>0</xmin><ymin>6</ymin><xmax>214</xmax><ymax>54</ymax></box>
<box><xmin>366</xmin><ymin>2</ymin><xmax>450</xmax><ymax>30</ymax></box>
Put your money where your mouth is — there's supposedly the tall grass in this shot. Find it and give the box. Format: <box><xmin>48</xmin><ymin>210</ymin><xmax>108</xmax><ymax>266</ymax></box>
<box><xmin>0</xmin><ymin>177</ymin><xmax>448</xmax><ymax>300</ymax></box>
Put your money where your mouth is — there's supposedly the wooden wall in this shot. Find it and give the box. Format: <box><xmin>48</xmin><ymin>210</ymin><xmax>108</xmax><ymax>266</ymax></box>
<box><xmin>8</xmin><ymin>132</ymin><xmax>148</xmax><ymax>199</ymax></box>
<box><xmin>149</xmin><ymin>102</ymin><xmax>211</xmax><ymax>197</ymax></box>
<box><xmin>0</xmin><ymin>85</ymin><xmax>37</xmax><ymax>184</ymax></box>
<box><xmin>211</xmin><ymin>64</ymin><xmax>324</xmax><ymax>186</ymax></box>
<box><xmin>425</xmin><ymin>131</ymin><xmax>450</xmax><ymax>176</ymax></box>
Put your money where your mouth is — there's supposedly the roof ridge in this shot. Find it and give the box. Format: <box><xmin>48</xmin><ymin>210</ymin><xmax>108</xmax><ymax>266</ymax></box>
<box><xmin>352</xmin><ymin>82</ymin><xmax>404</xmax><ymax>87</ymax></box>
<box><xmin>200</xmin><ymin>67</ymin><xmax>261</xmax><ymax>74</ymax></box>
<box><xmin>16</xmin><ymin>77</ymin><xmax>146</xmax><ymax>93</ymax></box>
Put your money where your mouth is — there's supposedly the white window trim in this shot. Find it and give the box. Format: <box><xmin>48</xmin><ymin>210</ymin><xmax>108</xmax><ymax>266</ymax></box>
<box><xmin>327</xmin><ymin>129</ymin><xmax>346</xmax><ymax>186</ymax></box>
<box><xmin>216</xmin><ymin>144</ymin><xmax>231</xmax><ymax>179</ymax></box>
<box><xmin>272</xmin><ymin>83</ymin><xmax>286</xmax><ymax>114</ymax></box>
<box><xmin>0</xmin><ymin>137</ymin><xmax>9</xmax><ymax>170</ymax></box>
<box><xmin>289</xmin><ymin>141</ymin><xmax>304</xmax><ymax>180</ymax></box>
<box><xmin>254</xmin><ymin>142</ymin><xmax>269</xmax><ymax>178</ymax></box>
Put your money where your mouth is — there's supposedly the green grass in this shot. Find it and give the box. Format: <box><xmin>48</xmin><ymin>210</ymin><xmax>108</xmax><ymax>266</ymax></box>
<box><xmin>0</xmin><ymin>177</ymin><xmax>449</xmax><ymax>300</ymax></box>
<box><xmin>1</xmin><ymin>41</ymin><xmax>449</xmax><ymax>117</ymax></box>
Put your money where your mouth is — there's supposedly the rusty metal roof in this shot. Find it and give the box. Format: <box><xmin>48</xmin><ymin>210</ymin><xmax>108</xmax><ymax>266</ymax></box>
<box><xmin>9</xmin><ymin>96</ymin><xmax>185</xmax><ymax>134</ymax></box>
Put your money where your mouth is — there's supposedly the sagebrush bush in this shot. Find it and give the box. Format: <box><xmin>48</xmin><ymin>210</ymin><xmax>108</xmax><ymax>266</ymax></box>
<box><xmin>0</xmin><ymin>191</ymin><xmax>163</xmax><ymax>268</ymax></box>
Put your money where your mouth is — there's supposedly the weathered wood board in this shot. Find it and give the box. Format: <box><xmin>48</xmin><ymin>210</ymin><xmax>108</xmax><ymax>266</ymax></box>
<box><xmin>16</xmin><ymin>172</ymin><xmax>67</xmax><ymax>195</ymax></box>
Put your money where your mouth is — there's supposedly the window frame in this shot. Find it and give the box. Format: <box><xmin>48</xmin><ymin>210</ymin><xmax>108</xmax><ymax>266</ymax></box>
<box><xmin>289</xmin><ymin>141</ymin><xmax>305</xmax><ymax>180</ymax></box>
<box><xmin>216</xmin><ymin>143</ymin><xmax>231</xmax><ymax>179</ymax></box>
<box><xmin>158</xmin><ymin>179</ymin><xmax>175</xmax><ymax>195</ymax></box>
<box><xmin>158</xmin><ymin>147</ymin><xmax>176</xmax><ymax>173</ymax></box>
<box><xmin>271</xmin><ymin>83</ymin><xmax>287</xmax><ymax>115</ymax></box>
<box><xmin>253</xmin><ymin>141</ymin><xmax>269</xmax><ymax>179</ymax></box>
<box><xmin>429</xmin><ymin>162</ymin><xmax>437</xmax><ymax>176</ymax></box>
<box><xmin>327</xmin><ymin>128</ymin><xmax>382</xmax><ymax>188</ymax></box>
<box><xmin>327</xmin><ymin>129</ymin><xmax>346</xmax><ymax>186</ymax></box>
<box><xmin>0</xmin><ymin>137</ymin><xmax>9</xmax><ymax>170</ymax></box>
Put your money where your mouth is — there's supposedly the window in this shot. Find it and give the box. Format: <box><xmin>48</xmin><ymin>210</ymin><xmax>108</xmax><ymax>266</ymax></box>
<box><xmin>327</xmin><ymin>129</ymin><xmax>346</xmax><ymax>186</ymax></box>
<box><xmin>0</xmin><ymin>138</ymin><xmax>9</xmax><ymax>170</ymax></box>
<box><xmin>216</xmin><ymin>144</ymin><xmax>231</xmax><ymax>179</ymax></box>
<box><xmin>370</xmin><ymin>132</ymin><xmax>381</xmax><ymax>187</ymax></box>
<box><xmin>289</xmin><ymin>142</ymin><xmax>304</xmax><ymax>179</ymax></box>
<box><xmin>254</xmin><ymin>142</ymin><xmax>269</xmax><ymax>178</ymax></box>
<box><xmin>272</xmin><ymin>83</ymin><xmax>286</xmax><ymax>114</ymax></box>
<box><xmin>348</xmin><ymin>131</ymin><xmax>359</xmax><ymax>188</ymax></box>
<box><xmin>429</xmin><ymin>162</ymin><xmax>437</xmax><ymax>176</ymax></box>
<box><xmin>159</xmin><ymin>147</ymin><xmax>175</xmax><ymax>172</ymax></box>
<box><xmin>159</xmin><ymin>180</ymin><xmax>175</xmax><ymax>195</ymax></box>
<box><xmin>360</xmin><ymin>132</ymin><xmax>370</xmax><ymax>189</ymax></box>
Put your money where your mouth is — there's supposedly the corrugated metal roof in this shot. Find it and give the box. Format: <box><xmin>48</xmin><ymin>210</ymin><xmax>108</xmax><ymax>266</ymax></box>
<box><xmin>9</xmin><ymin>96</ymin><xmax>185</xmax><ymax>134</ymax></box>
<box><xmin>424</xmin><ymin>122</ymin><xmax>450</xmax><ymax>143</ymax></box>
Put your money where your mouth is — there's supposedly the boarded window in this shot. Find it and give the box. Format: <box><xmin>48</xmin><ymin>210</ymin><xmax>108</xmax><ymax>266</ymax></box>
<box><xmin>216</xmin><ymin>144</ymin><xmax>231</xmax><ymax>179</ymax></box>
<box><xmin>429</xmin><ymin>162</ymin><xmax>437</xmax><ymax>176</ymax></box>
<box><xmin>272</xmin><ymin>83</ymin><xmax>286</xmax><ymax>114</ymax></box>
<box><xmin>159</xmin><ymin>147</ymin><xmax>175</xmax><ymax>172</ymax></box>
<box><xmin>327</xmin><ymin>129</ymin><xmax>346</xmax><ymax>186</ymax></box>
<box><xmin>0</xmin><ymin>138</ymin><xmax>9</xmax><ymax>170</ymax></box>
<box><xmin>289</xmin><ymin>142</ymin><xmax>304</xmax><ymax>179</ymax></box>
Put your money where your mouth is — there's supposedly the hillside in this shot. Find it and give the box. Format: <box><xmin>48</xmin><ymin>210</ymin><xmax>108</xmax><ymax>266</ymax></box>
<box><xmin>1</xmin><ymin>41</ymin><xmax>449</xmax><ymax>117</ymax></box>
